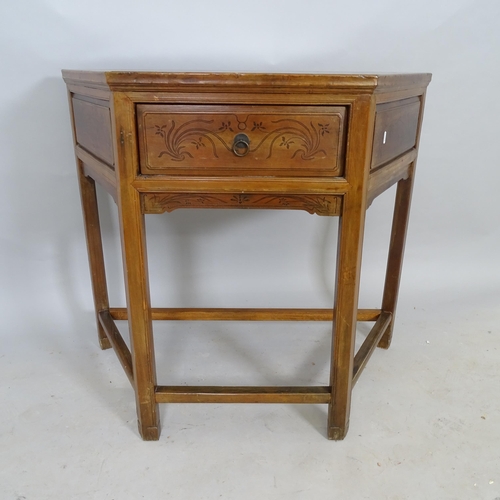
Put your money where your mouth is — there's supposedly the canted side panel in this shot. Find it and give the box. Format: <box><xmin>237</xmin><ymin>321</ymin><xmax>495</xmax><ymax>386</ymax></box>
<box><xmin>72</xmin><ymin>96</ymin><xmax>114</xmax><ymax>167</ymax></box>
<box><xmin>137</xmin><ymin>104</ymin><xmax>346</xmax><ymax>177</ymax></box>
<box><xmin>371</xmin><ymin>97</ymin><xmax>420</xmax><ymax>170</ymax></box>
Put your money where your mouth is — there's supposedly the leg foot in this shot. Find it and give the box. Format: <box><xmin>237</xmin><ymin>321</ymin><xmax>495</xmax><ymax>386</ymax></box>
<box><xmin>377</xmin><ymin>328</ymin><xmax>393</xmax><ymax>349</ymax></box>
<box><xmin>98</xmin><ymin>331</ymin><xmax>112</xmax><ymax>350</ymax></box>
<box><xmin>139</xmin><ymin>422</ymin><xmax>161</xmax><ymax>441</ymax></box>
<box><xmin>328</xmin><ymin>422</ymin><xmax>349</xmax><ymax>441</ymax></box>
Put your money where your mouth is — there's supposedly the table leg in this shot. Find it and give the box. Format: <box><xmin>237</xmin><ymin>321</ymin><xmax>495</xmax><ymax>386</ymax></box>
<box><xmin>327</xmin><ymin>193</ymin><xmax>367</xmax><ymax>440</ymax></box>
<box><xmin>77</xmin><ymin>163</ymin><xmax>111</xmax><ymax>350</ymax></box>
<box><xmin>378</xmin><ymin>165</ymin><xmax>416</xmax><ymax>349</ymax></box>
<box><xmin>117</xmin><ymin>189</ymin><xmax>160</xmax><ymax>440</ymax></box>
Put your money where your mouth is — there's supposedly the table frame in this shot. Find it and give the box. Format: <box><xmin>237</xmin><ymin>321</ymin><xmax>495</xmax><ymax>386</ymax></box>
<box><xmin>64</xmin><ymin>71</ymin><xmax>430</xmax><ymax>440</ymax></box>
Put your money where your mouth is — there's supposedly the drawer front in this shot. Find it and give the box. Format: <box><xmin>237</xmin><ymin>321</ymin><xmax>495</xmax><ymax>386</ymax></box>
<box><xmin>371</xmin><ymin>97</ymin><xmax>421</xmax><ymax>169</ymax></box>
<box><xmin>137</xmin><ymin>105</ymin><xmax>346</xmax><ymax>176</ymax></box>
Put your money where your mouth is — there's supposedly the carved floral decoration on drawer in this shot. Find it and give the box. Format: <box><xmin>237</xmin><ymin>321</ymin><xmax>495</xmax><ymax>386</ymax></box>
<box><xmin>142</xmin><ymin>193</ymin><xmax>342</xmax><ymax>216</ymax></box>
<box><xmin>152</xmin><ymin>116</ymin><xmax>335</xmax><ymax>162</ymax></box>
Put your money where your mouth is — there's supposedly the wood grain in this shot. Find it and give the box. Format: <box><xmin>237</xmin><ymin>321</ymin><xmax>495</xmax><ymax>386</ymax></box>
<box><xmin>98</xmin><ymin>310</ymin><xmax>134</xmax><ymax>386</ymax></box>
<box><xmin>367</xmin><ymin>148</ymin><xmax>416</xmax><ymax>205</ymax></box>
<box><xmin>72</xmin><ymin>96</ymin><xmax>114</xmax><ymax>167</ymax></box>
<box><xmin>68</xmin><ymin>85</ymin><xmax>112</xmax><ymax>351</ymax></box>
<box><xmin>141</xmin><ymin>192</ymin><xmax>342</xmax><ymax>216</ymax></box>
<box><xmin>352</xmin><ymin>311</ymin><xmax>392</xmax><ymax>386</ymax></box>
<box><xmin>76</xmin><ymin>165</ymin><xmax>112</xmax><ymax>350</ymax></box>
<box><xmin>133</xmin><ymin>176</ymin><xmax>350</xmax><ymax>195</ymax></box>
<box><xmin>137</xmin><ymin>104</ymin><xmax>346</xmax><ymax>177</ymax></box>
<box><xmin>76</xmin><ymin>146</ymin><xmax>117</xmax><ymax>202</ymax></box>
<box><xmin>371</xmin><ymin>97</ymin><xmax>420</xmax><ymax>169</ymax></box>
<box><xmin>109</xmin><ymin>307</ymin><xmax>382</xmax><ymax>322</ymax></box>
<box><xmin>62</xmin><ymin>70</ymin><xmax>431</xmax><ymax>94</ymax></box>
<box><xmin>63</xmin><ymin>71</ymin><xmax>431</xmax><ymax>442</ymax></box>
<box><xmin>379</xmin><ymin>90</ymin><xmax>428</xmax><ymax>349</ymax></box>
<box><xmin>155</xmin><ymin>386</ymin><xmax>331</xmax><ymax>404</ymax></box>
<box><xmin>112</xmin><ymin>92</ymin><xmax>161</xmax><ymax>441</ymax></box>
<box><xmin>327</xmin><ymin>94</ymin><xmax>375</xmax><ymax>441</ymax></box>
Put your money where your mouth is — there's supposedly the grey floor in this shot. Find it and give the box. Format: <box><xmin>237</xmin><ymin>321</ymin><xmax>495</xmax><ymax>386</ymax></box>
<box><xmin>1</xmin><ymin>287</ymin><xmax>499</xmax><ymax>500</ymax></box>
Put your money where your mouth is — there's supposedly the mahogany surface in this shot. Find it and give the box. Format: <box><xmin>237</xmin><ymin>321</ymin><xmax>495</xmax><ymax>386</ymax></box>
<box><xmin>63</xmin><ymin>70</ymin><xmax>431</xmax><ymax>441</ymax></box>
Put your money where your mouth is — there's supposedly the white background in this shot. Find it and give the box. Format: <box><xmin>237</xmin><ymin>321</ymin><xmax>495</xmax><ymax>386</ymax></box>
<box><xmin>1</xmin><ymin>1</ymin><xmax>499</xmax><ymax>499</ymax></box>
<box><xmin>1</xmin><ymin>0</ymin><xmax>499</xmax><ymax>323</ymax></box>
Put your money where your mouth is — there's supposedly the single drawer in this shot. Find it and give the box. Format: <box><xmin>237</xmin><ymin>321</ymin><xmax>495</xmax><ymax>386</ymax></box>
<box><xmin>137</xmin><ymin>104</ymin><xmax>346</xmax><ymax>177</ymax></box>
<box><xmin>371</xmin><ymin>97</ymin><xmax>421</xmax><ymax>169</ymax></box>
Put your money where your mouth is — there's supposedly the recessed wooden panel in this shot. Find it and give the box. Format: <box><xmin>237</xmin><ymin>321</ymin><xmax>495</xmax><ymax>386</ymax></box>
<box><xmin>72</xmin><ymin>96</ymin><xmax>114</xmax><ymax>167</ymax></box>
<box><xmin>137</xmin><ymin>104</ymin><xmax>346</xmax><ymax>177</ymax></box>
<box><xmin>371</xmin><ymin>97</ymin><xmax>420</xmax><ymax>169</ymax></box>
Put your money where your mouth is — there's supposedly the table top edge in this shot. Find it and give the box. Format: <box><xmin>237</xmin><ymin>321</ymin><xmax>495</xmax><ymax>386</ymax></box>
<box><xmin>61</xmin><ymin>70</ymin><xmax>432</xmax><ymax>93</ymax></box>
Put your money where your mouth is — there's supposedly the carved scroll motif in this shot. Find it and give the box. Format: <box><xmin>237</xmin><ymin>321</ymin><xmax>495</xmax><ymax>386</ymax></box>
<box><xmin>142</xmin><ymin>193</ymin><xmax>342</xmax><ymax>216</ymax></box>
<box><xmin>152</xmin><ymin>117</ymin><xmax>335</xmax><ymax>162</ymax></box>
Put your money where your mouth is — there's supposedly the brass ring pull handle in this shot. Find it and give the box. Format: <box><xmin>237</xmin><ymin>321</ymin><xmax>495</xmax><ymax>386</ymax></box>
<box><xmin>232</xmin><ymin>133</ymin><xmax>250</xmax><ymax>157</ymax></box>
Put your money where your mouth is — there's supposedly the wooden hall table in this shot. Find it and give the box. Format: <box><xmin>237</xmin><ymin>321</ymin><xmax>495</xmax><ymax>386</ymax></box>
<box><xmin>62</xmin><ymin>71</ymin><xmax>431</xmax><ymax>441</ymax></box>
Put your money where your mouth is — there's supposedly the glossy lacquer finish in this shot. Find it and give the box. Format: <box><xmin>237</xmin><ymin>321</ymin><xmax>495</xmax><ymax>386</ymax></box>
<box><xmin>63</xmin><ymin>70</ymin><xmax>431</xmax><ymax>441</ymax></box>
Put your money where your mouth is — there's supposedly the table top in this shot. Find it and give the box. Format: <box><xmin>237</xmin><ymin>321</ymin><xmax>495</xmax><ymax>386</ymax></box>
<box><xmin>62</xmin><ymin>70</ymin><xmax>432</xmax><ymax>93</ymax></box>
